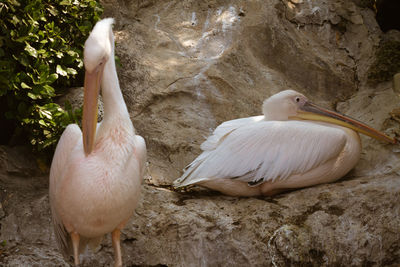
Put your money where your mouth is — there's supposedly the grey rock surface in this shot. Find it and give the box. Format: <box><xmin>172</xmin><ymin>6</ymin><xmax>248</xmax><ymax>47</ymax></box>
<box><xmin>1</xmin><ymin>0</ymin><xmax>399</xmax><ymax>266</ymax></box>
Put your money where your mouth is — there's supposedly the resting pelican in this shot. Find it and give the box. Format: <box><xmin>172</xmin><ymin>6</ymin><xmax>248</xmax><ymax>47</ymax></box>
<box><xmin>174</xmin><ymin>90</ymin><xmax>396</xmax><ymax>196</ymax></box>
<box><xmin>49</xmin><ymin>18</ymin><xmax>146</xmax><ymax>266</ymax></box>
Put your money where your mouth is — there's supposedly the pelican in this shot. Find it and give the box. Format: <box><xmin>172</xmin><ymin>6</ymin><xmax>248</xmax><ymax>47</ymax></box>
<box><xmin>174</xmin><ymin>90</ymin><xmax>396</xmax><ymax>196</ymax></box>
<box><xmin>49</xmin><ymin>18</ymin><xmax>146</xmax><ymax>266</ymax></box>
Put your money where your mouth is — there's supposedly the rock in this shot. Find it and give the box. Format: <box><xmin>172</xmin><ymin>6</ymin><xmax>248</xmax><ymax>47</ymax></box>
<box><xmin>1</xmin><ymin>172</ymin><xmax>399</xmax><ymax>266</ymax></box>
<box><xmin>394</xmin><ymin>73</ymin><xmax>400</xmax><ymax>94</ymax></box>
<box><xmin>1</xmin><ymin>0</ymin><xmax>400</xmax><ymax>266</ymax></box>
<box><xmin>0</xmin><ymin>203</ymin><xmax>5</xmax><ymax>219</ymax></box>
<box><xmin>111</xmin><ymin>0</ymin><xmax>386</xmax><ymax>185</ymax></box>
<box><xmin>0</xmin><ymin>146</ymin><xmax>39</xmax><ymax>177</ymax></box>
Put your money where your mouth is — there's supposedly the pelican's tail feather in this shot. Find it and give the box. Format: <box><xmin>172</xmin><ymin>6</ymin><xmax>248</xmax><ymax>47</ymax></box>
<box><xmin>51</xmin><ymin>206</ymin><xmax>73</xmax><ymax>261</ymax></box>
<box><xmin>173</xmin><ymin>153</ymin><xmax>210</xmax><ymax>187</ymax></box>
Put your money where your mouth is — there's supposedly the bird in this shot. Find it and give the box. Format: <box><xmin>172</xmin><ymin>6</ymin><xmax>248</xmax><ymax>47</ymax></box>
<box><xmin>174</xmin><ymin>90</ymin><xmax>396</xmax><ymax>196</ymax></box>
<box><xmin>49</xmin><ymin>18</ymin><xmax>146</xmax><ymax>267</ymax></box>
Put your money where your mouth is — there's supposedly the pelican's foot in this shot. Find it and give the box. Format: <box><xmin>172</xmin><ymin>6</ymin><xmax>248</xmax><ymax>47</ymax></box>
<box><xmin>112</xmin><ymin>229</ymin><xmax>122</xmax><ymax>267</ymax></box>
<box><xmin>70</xmin><ymin>232</ymin><xmax>80</xmax><ymax>266</ymax></box>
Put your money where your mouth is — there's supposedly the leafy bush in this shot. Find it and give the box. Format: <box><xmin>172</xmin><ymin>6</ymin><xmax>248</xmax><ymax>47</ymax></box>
<box><xmin>0</xmin><ymin>0</ymin><xmax>102</xmax><ymax>152</ymax></box>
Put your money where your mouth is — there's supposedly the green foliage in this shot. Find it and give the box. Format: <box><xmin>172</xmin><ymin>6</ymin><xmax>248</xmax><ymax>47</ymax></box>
<box><xmin>0</xmin><ymin>0</ymin><xmax>102</xmax><ymax>151</ymax></box>
<box><xmin>368</xmin><ymin>40</ymin><xmax>400</xmax><ymax>84</ymax></box>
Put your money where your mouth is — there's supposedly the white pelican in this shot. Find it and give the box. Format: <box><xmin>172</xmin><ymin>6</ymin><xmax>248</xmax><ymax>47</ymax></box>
<box><xmin>174</xmin><ymin>90</ymin><xmax>396</xmax><ymax>196</ymax></box>
<box><xmin>49</xmin><ymin>18</ymin><xmax>146</xmax><ymax>266</ymax></box>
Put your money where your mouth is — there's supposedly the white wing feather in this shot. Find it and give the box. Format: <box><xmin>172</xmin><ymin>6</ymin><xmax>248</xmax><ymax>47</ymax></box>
<box><xmin>175</xmin><ymin>119</ymin><xmax>347</xmax><ymax>187</ymax></box>
<box><xmin>200</xmin><ymin>116</ymin><xmax>264</xmax><ymax>151</ymax></box>
<box><xmin>49</xmin><ymin>124</ymin><xmax>81</xmax><ymax>259</ymax></box>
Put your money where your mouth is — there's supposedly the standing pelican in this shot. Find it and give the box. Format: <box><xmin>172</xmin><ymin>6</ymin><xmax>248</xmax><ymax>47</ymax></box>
<box><xmin>49</xmin><ymin>18</ymin><xmax>146</xmax><ymax>266</ymax></box>
<box><xmin>174</xmin><ymin>90</ymin><xmax>396</xmax><ymax>196</ymax></box>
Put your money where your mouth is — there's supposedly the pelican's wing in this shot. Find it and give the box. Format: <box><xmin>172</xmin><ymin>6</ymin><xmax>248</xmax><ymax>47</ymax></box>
<box><xmin>200</xmin><ymin>116</ymin><xmax>264</xmax><ymax>151</ymax></box>
<box><xmin>49</xmin><ymin>124</ymin><xmax>81</xmax><ymax>259</ymax></box>
<box><xmin>117</xmin><ymin>134</ymin><xmax>147</xmax><ymax>214</ymax></box>
<box><xmin>134</xmin><ymin>135</ymin><xmax>147</xmax><ymax>178</ymax></box>
<box><xmin>174</xmin><ymin>120</ymin><xmax>347</xmax><ymax>187</ymax></box>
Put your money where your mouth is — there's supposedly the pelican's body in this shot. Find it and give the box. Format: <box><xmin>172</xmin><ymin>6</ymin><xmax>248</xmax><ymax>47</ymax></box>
<box><xmin>53</xmin><ymin>122</ymin><xmax>143</xmax><ymax>237</ymax></box>
<box><xmin>50</xmin><ymin>18</ymin><xmax>146</xmax><ymax>266</ymax></box>
<box><xmin>174</xmin><ymin>90</ymin><xmax>395</xmax><ymax>196</ymax></box>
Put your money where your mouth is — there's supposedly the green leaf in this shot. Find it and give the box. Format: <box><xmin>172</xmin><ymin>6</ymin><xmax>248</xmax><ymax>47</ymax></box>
<box><xmin>24</xmin><ymin>43</ymin><xmax>38</xmax><ymax>58</ymax></box>
<box><xmin>38</xmin><ymin>119</ymin><xmax>47</xmax><ymax>126</ymax></box>
<box><xmin>55</xmin><ymin>51</ymin><xmax>63</xmax><ymax>58</ymax></box>
<box><xmin>11</xmin><ymin>15</ymin><xmax>20</xmax><ymax>26</ymax></box>
<box><xmin>42</xmin><ymin>137</ymin><xmax>56</xmax><ymax>148</ymax></box>
<box><xmin>67</xmin><ymin>67</ymin><xmax>77</xmax><ymax>75</ymax></box>
<box><xmin>18</xmin><ymin>54</ymin><xmax>30</xmax><ymax>67</ymax></box>
<box><xmin>37</xmin><ymin>49</ymin><xmax>47</xmax><ymax>55</ymax></box>
<box><xmin>27</xmin><ymin>92</ymin><xmax>38</xmax><ymax>99</ymax></box>
<box><xmin>27</xmin><ymin>72</ymin><xmax>40</xmax><ymax>85</ymax></box>
<box><xmin>15</xmin><ymin>36</ymin><xmax>30</xmax><ymax>43</ymax></box>
<box><xmin>21</xmin><ymin>82</ymin><xmax>31</xmax><ymax>89</ymax></box>
<box><xmin>60</xmin><ymin>0</ymin><xmax>72</xmax><ymax>6</ymax></box>
<box><xmin>56</xmin><ymin>65</ymin><xmax>68</xmax><ymax>76</ymax></box>
<box><xmin>42</xmin><ymin>85</ymin><xmax>55</xmax><ymax>96</ymax></box>
<box><xmin>39</xmin><ymin>109</ymin><xmax>52</xmax><ymax>119</ymax></box>
<box><xmin>47</xmin><ymin>73</ymin><xmax>58</xmax><ymax>83</ymax></box>
<box><xmin>67</xmin><ymin>50</ymin><xmax>79</xmax><ymax>57</ymax></box>
<box><xmin>8</xmin><ymin>0</ymin><xmax>21</xmax><ymax>8</ymax></box>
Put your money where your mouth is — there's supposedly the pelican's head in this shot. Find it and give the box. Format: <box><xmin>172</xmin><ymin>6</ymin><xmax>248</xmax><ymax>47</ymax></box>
<box><xmin>83</xmin><ymin>18</ymin><xmax>114</xmax><ymax>72</ymax></box>
<box><xmin>263</xmin><ymin>90</ymin><xmax>396</xmax><ymax>144</ymax></box>
<box><xmin>82</xmin><ymin>18</ymin><xmax>115</xmax><ymax>156</ymax></box>
<box><xmin>262</xmin><ymin>90</ymin><xmax>307</xmax><ymax>120</ymax></box>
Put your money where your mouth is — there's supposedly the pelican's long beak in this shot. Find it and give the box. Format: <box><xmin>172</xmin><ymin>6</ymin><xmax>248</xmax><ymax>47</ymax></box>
<box><xmin>293</xmin><ymin>101</ymin><xmax>397</xmax><ymax>144</ymax></box>
<box><xmin>82</xmin><ymin>66</ymin><xmax>104</xmax><ymax>155</ymax></box>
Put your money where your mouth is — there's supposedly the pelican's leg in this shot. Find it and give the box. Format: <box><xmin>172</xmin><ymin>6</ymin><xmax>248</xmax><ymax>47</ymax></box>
<box><xmin>112</xmin><ymin>229</ymin><xmax>122</xmax><ymax>267</ymax></box>
<box><xmin>260</xmin><ymin>182</ymin><xmax>287</xmax><ymax>196</ymax></box>
<box><xmin>70</xmin><ymin>232</ymin><xmax>80</xmax><ymax>266</ymax></box>
<box><xmin>199</xmin><ymin>179</ymin><xmax>262</xmax><ymax>196</ymax></box>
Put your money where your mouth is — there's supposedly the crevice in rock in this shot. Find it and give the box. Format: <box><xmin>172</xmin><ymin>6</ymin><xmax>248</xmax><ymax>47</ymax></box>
<box><xmin>309</xmin><ymin>248</ymin><xmax>326</xmax><ymax>265</ymax></box>
<box><xmin>287</xmin><ymin>204</ymin><xmax>323</xmax><ymax>226</ymax></box>
<box><xmin>165</xmin><ymin>76</ymin><xmax>193</xmax><ymax>90</ymax></box>
<box><xmin>122</xmin><ymin>237</ymin><xmax>137</xmax><ymax>244</ymax></box>
<box><xmin>133</xmin><ymin>90</ymin><xmax>196</xmax><ymax>118</ymax></box>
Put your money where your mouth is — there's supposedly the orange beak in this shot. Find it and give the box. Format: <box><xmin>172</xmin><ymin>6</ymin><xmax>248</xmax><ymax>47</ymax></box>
<box><xmin>293</xmin><ymin>101</ymin><xmax>397</xmax><ymax>144</ymax></box>
<box><xmin>82</xmin><ymin>65</ymin><xmax>104</xmax><ymax>155</ymax></box>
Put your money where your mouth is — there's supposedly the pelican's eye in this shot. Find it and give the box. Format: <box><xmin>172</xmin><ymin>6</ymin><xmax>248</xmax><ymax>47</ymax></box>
<box><xmin>95</xmin><ymin>58</ymin><xmax>107</xmax><ymax>73</ymax></box>
<box><xmin>295</xmin><ymin>96</ymin><xmax>300</xmax><ymax>103</ymax></box>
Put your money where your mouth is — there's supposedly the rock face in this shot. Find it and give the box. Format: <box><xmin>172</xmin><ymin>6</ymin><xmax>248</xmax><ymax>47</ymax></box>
<box><xmin>1</xmin><ymin>0</ymin><xmax>400</xmax><ymax>266</ymax></box>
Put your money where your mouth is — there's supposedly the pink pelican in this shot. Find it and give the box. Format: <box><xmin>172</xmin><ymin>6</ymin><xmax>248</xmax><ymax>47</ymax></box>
<box><xmin>49</xmin><ymin>18</ymin><xmax>146</xmax><ymax>266</ymax></box>
<box><xmin>174</xmin><ymin>90</ymin><xmax>396</xmax><ymax>196</ymax></box>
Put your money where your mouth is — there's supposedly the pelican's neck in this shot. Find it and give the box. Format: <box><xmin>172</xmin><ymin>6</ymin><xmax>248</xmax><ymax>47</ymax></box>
<box><xmin>262</xmin><ymin>100</ymin><xmax>290</xmax><ymax>121</ymax></box>
<box><xmin>263</xmin><ymin>113</ymin><xmax>289</xmax><ymax>121</ymax></box>
<box><xmin>101</xmin><ymin>46</ymin><xmax>129</xmax><ymax>122</ymax></box>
